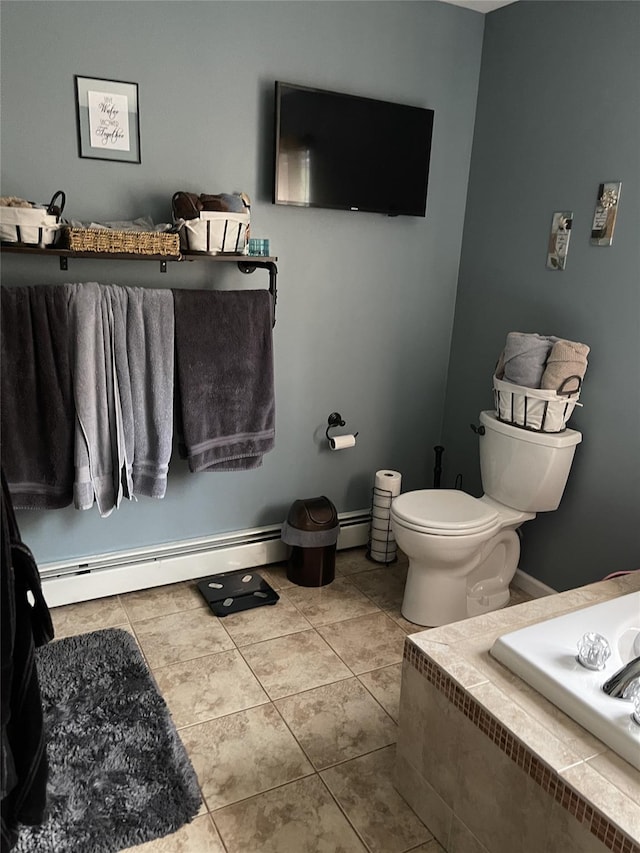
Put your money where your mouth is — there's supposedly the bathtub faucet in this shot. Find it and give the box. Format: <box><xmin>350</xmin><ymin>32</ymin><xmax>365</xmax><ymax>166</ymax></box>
<box><xmin>602</xmin><ymin>655</ymin><xmax>640</xmax><ymax>698</ymax></box>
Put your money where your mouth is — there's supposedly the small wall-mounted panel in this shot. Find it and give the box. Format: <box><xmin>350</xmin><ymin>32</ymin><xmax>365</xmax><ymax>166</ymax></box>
<box><xmin>591</xmin><ymin>181</ymin><xmax>622</xmax><ymax>246</ymax></box>
<box><xmin>546</xmin><ymin>211</ymin><xmax>573</xmax><ymax>270</ymax></box>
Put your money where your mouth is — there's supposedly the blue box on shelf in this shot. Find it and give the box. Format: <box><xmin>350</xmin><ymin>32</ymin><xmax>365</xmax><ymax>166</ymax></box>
<box><xmin>248</xmin><ymin>238</ymin><xmax>270</xmax><ymax>257</ymax></box>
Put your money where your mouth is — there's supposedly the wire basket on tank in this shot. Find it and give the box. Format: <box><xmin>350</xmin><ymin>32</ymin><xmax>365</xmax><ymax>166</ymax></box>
<box><xmin>493</xmin><ymin>374</ymin><xmax>582</xmax><ymax>433</ymax></box>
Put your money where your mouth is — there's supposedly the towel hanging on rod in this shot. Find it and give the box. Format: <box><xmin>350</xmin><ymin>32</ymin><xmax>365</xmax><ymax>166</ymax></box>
<box><xmin>173</xmin><ymin>288</ymin><xmax>276</xmax><ymax>472</ymax></box>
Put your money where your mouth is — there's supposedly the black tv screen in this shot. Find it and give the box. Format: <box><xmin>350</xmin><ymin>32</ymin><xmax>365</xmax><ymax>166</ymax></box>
<box><xmin>273</xmin><ymin>82</ymin><xmax>434</xmax><ymax>218</ymax></box>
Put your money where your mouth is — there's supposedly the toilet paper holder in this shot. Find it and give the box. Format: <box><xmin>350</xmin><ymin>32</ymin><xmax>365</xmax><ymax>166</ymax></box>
<box><xmin>325</xmin><ymin>412</ymin><xmax>358</xmax><ymax>442</ymax></box>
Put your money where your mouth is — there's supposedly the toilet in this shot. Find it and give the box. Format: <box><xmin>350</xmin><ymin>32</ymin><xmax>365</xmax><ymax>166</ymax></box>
<box><xmin>390</xmin><ymin>410</ymin><xmax>582</xmax><ymax>627</ymax></box>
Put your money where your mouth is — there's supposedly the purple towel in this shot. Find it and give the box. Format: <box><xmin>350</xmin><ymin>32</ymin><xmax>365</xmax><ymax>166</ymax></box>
<box><xmin>173</xmin><ymin>289</ymin><xmax>275</xmax><ymax>471</ymax></box>
<box><xmin>1</xmin><ymin>285</ymin><xmax>75</xmax><ymax>508</ymax></box>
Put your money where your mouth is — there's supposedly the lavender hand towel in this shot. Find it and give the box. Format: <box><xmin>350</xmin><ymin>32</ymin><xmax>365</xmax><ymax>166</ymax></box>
<box><xmin>173</xmin><ymin>289</ymin><xmax>275</xmax><ymax>472</ymax></box>
<box><xmin>124</xmin><ymin>286</ymin><xmax>174</xmax><ymax>497</ymax></box>
<box><xmin>1</xmin><ymin>285</ymin><xmax>74</xmax><ymax>509</ymax></box>
<box><xmin>502</xmin><ymin>332</ymin><xmax>558</xmax><ymax>388</ymax></box>
<box><xmin>540</xmin><ymin>339</ymin><xmax>590</xmax><ymax>393</ymax></box>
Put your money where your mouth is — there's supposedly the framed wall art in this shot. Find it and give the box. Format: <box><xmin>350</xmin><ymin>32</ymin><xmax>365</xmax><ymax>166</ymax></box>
<box><xmin>75</xmin><ymin>75</ymin><xmax>141</xmax><ymax>163</ymax></box>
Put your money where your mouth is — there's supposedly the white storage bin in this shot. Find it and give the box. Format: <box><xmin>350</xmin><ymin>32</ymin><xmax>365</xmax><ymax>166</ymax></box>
<box><xmin>172</xmin><ymin>190</ymin><xmax>250</xmax><ymax>255</ymax></box>
<box><xmin>0</xmin><ymin>191</ymin><xmax>65</xmax><ymax>248</ymax></box>
<box><xmin>493</xmin><ymin>374</ymin><xmax>581</xmax><ymax>433</ymax></box>
<box><xmin>178</xmin><ymin>211</ymin><xmax>250</xmax><ymax>255</ymax></box>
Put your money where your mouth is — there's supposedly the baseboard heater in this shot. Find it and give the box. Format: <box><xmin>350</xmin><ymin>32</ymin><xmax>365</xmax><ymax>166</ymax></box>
<box><xmin>40</xmin><ymin>509</ymin><xmax>372</xmax><ymax>608</ymax></box>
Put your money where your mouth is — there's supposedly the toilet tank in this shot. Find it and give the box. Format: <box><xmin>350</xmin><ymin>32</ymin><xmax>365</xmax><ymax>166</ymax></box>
<box><xmin>479</xmin><ymin>411</ymin><xmax>582</xmax><ymax>512</ymax></box>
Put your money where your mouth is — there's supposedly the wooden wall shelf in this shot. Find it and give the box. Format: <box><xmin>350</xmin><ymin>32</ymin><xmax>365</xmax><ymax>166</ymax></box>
<box><xmin>1</xmin><ymin>243</ymin><xmax>276</xmax><ymax>269</ymax></box>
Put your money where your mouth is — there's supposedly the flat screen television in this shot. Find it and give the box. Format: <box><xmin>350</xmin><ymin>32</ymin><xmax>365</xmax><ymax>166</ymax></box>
<box><xmin>273</xmin><ymin>81</ymin><xmax>434</xmax><ymax>217</ymax></box>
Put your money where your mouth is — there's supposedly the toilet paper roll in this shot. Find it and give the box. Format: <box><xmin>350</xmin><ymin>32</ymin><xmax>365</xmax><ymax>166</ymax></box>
<box><xmin>329</xmin><ymin>434</ymin><xmax>357</xmax><ymax>450</ymax></box>
<box><xmin>371</xmin><ymin>515</ymin><xmax>395</xmax><ymax>531</ymax></box>
<box><xmin>370</xmin><ymin>531</ymin><xmax>395</xmax><ymax>546</ymax></box>
<box><xmin>372</xmin><ymin>505</ymin><xmax>393</xmax><ymax>519</ymax></box>
<box><xmin>374</xmin><ymin>470</ymin><xmax>402</xmax><ymax>497</ymax></box>
<box><xmin>369</xmin><ymin>544</ymin><xmax>397</xmax><ymax>563</ymax></box>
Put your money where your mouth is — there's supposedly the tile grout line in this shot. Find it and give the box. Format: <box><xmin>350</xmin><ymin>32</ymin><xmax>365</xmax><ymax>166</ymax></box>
<box><xmin>313</xmin><ymin>769</ymin><xmax>376</xmax><ymax>853</ymax></box>
<box><xmin>204</xmin><ymin>812</ymin><xmax>231</xmax><ymax>853</ymax></box>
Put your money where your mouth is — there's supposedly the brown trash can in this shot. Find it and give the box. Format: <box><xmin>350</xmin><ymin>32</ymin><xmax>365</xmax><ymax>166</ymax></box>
<box><xmin>281</xmin><ymin>496</ymin><xmax>339</xmax><ymax>587</ymax></box>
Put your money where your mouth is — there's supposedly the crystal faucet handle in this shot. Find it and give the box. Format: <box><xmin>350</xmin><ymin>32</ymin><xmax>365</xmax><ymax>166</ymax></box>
<box><xmin>633</xmin><ymin>691</ymin><xmax>640</xmax><ymax>727</ymax></box>
<box><xmin>577</xmin><ymin>632</ymin><xmax>611</xmax><ymax>671</ymax></box>
<box><xmin>623</xmin><ymin>677</ymin><xmax>640</xmax><ymax>702</ymax></box>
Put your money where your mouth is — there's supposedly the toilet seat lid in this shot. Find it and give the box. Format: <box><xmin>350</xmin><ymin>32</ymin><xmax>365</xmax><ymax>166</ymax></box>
<box><xmin>391</xmin><ymin>490</ymin><xmax>500</xmax><ymax>535</ymax></box>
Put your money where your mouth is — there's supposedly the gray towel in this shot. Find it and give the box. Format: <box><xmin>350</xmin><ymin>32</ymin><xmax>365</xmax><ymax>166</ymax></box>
<box><xmin>173</xmin><ymin>289</ymin><xmax>275</xmax><ymax>471</ymax></box>
<box><xmin>1</xmin><ymin>284</ymin><xmax>75</xmax><ymax>509</ymax></box>
<box><xmin>502</xmin><ymin>332</ymin><xmax>558</xmax><ymax>388</ymax></box>
<box><xmin>124</xmin><ymin>286</ymin><xmax>174</xmax><ymax>497</ymax></box>
<box><xmin>540</xmin><ymin>339</ymin><xmax>590</xmax><ymax>393</ymax></box>
<box><xmin>71</xmin><ymin>283</ymin><xmax>120</xmax><ymax>516</ymax></box>
<box><xmin>108</xmin><ymin>285</ymin><xmax>135</xmax><ymax>502</ymax></box>
<box><xmin>72</xmin><ymin>284</ymin><xmax>175</xmax><ymax>511</ymax></box>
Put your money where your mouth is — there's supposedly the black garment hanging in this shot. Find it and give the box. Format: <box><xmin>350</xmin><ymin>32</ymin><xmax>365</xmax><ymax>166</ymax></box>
<box><xmin>1</xmin><ymin>471</ymin><xmax>54</xmax><ymax>852</ymax></box>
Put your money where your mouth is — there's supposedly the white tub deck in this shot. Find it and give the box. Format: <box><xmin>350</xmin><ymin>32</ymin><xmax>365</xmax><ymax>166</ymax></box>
<box><xmin>491</xmin><ymin>591</ymin><xmax>640</xmax><ymax>770</ymax></box>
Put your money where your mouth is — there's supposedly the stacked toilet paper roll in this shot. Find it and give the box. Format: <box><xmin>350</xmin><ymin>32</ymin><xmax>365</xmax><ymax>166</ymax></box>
<box><xmin>369</xmin><ymin>470</ymin><xmax>402</xmax><ymax>563</ymax></box>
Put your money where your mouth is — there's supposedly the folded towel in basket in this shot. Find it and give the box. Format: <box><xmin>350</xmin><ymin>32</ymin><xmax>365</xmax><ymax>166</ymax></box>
<box><xmin>173</xmin><ymin>289</ymin><xmax>275</xmax><ymax>471</ymax></box>
<box><xmin>502</xmin><ymin>331</ymin><xmax>558</xmax><ymax>388</ymax></box>
<box><xmin>540</xmin><ymin>339</ymin><xmax>589</xmax><ymax>393</ymax></box>
<box><xmin>1</xmin><ymin>284</ymin><xmax>75</xmax><ymax>509</ymax></box>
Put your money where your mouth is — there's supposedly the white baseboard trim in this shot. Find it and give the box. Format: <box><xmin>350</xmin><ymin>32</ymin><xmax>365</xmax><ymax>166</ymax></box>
<box><xmin>41</xmin><ymin>510</ymin><xmax>371</xmax><ymax>608</ymax></box>
<box><xmin>514</xmin><ymin>568</ymin><xmax>557</xmax><ymax>598</ymax></box>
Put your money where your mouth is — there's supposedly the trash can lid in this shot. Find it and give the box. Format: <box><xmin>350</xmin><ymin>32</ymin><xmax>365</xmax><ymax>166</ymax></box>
<box><xmin>286</xmin><ymin>495</ymin><xmax>338</xmax><ymax>531</ymax></box>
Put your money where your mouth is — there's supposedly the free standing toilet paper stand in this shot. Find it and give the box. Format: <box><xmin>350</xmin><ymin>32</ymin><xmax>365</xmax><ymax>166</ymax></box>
<box><xmin>367</xmin><ymin>484</ymin><xmax>398</xmax><ymax>565</ymax></box>
<box><xmin>367</xmin><ymin>470</ymin><xmax>402</xmax><ymax>564</ymax></box>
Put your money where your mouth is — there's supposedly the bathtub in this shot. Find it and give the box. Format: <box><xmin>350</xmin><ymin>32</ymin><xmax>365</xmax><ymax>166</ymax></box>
<box><xmin>491</xmin><ymin>591</ymin><xmax>640</xmax><ymax>770</ymax></box>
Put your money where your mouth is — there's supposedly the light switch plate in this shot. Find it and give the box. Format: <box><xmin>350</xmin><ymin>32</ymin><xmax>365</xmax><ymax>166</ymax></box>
<box><xmin>546</xmin><ymin>211</ymin><xmax>573</xmax><ymax>270</ymax></box>
<box><xmin>591</xmin><ymin>181</ymin><xmax>622</xmax><ymax>246</ymax></box>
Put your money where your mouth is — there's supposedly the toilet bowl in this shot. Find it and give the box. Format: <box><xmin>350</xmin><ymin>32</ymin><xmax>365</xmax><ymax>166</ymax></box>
<box><xmin>392</xmin><ymin>490</ymin><xmax>533</xmax><ymax>625</ymax></box>
<box><xmin>391</xmin><ymin>411</ymin><xmax>582</xmax><ymax>627</ymax></box>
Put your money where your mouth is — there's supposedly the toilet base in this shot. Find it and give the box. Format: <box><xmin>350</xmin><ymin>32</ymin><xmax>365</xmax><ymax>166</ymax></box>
<box><xmin>401</xmin><ymin>564</ymin><xmax>470</xmax><ymax>627</ymax></box>
<box><xmin>399</xmin><ymin>529</ymin><xmax>521</xmax><ymax>628</ymax></box>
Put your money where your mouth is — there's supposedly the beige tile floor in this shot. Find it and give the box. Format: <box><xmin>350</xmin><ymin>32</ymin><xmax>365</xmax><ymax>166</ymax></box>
<box><xmin>49</xmin><ymin>547</ymin><xmax>531</xmax><ymax>853</ymax></box>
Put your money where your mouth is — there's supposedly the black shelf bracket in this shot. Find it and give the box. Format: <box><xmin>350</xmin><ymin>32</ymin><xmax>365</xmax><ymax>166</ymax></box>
<box><xmin>54</xmin><ymin>253</ymin><xmax>168</xmax><ymax>272</ymax></box>
<box><xmin>238</xmin><ymin>259</ymin><xmax>278</xmax><ymax>327</ymax></box>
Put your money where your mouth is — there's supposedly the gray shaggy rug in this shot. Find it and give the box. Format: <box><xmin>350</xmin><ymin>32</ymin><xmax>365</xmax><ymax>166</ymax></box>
<box><xmin>15</xmin><ymin>628</ymin><xmax>201</xmax><ymax>852</ymax></box>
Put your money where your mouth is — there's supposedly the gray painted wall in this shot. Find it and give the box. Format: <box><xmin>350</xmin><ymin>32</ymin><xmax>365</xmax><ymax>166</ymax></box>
<box><xmin>441</xmin><ymin>1</ymin><xmax>640</xmax><ymax>589</ymax></box>
<box><xmin>1</xmin><ymin>1</ymin><xmax>484</xmax><ymax>564</ymax></box>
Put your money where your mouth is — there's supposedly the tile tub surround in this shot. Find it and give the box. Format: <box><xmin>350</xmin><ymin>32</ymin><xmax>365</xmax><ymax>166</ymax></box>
<box><xmin>396</xmin><ymin>572</ymin><xmax>640</xmax><ymax>853</ymax></box>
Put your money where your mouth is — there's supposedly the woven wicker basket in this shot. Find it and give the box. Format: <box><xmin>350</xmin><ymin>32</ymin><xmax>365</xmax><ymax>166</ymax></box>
<box><xmin>62</xmin><ymin>227</ymin><xmax>180</xmax><ymax>256</ymax></box>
